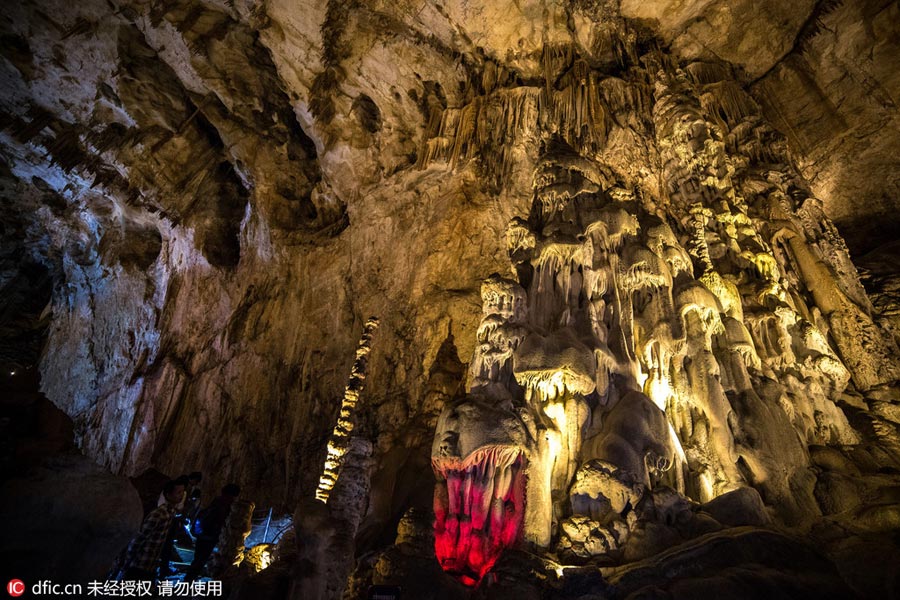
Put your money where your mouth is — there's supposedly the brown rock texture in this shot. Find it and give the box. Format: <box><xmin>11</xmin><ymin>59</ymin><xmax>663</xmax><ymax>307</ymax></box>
<box><xmin>0</xmin><ymin>0</ymin><xmax>899</xmax><ymax>596</ymax></box>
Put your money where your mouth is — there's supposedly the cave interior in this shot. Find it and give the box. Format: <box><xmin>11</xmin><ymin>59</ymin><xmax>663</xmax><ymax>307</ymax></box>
<box><xmin>2</xmin><ymin>0</ymin><xmax>900</xmax><ymax>598</ymax></box>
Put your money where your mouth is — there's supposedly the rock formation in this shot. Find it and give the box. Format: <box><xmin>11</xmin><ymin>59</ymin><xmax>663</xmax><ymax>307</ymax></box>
<box><xmin>425</xmin><ymin>27</ymin><xmax>899</xmax><ymax>586</ymax></box>
<box><xmin>1</xmin><ymin>0</ymin><xmax>899</xmax><ymax>598</ymax></box>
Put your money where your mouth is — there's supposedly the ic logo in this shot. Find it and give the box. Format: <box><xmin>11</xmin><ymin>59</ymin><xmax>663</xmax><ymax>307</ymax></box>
<box><xmin>6</xmin><ymin>580</ymin><xmax>25</xmax><ymax>597</ymax></box>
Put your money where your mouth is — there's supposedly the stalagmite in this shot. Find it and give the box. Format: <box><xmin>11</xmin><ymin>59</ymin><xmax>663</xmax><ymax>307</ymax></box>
<box><xmin>208</xmin><ymin>499</ymin><xmax>256</xmax><ymax>578</ymax></box>
<box><xmin>315</xmin><ymin>316</ymin><xmax>380</xmax><ymax>503</ymax></box>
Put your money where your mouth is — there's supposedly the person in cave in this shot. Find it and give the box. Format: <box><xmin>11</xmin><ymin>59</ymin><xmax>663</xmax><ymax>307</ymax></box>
<box><xmin>184</xmin><ymin>483</ymin><xmax>241</xmax><ymax>582</ymax></box>
<box><xmin>119</xmin><ymin>479</ymin><xmax>186</xmax><ymax>581</ymax></box>
<box><xmin>158</xmin><ymin>474</ymin><xmax>193</xmax><ymax>576</ymax></box>
<box><xmin>183</xmin><ymin>471</ymin><xmax>203</xmax><ymax>530</ymax></box>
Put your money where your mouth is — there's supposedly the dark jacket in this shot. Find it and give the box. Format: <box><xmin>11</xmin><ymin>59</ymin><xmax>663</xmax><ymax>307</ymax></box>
<box><xmin>195</xmin><ymin>495</ymin><xmax>234</xmax><ymax>540</ymax></box>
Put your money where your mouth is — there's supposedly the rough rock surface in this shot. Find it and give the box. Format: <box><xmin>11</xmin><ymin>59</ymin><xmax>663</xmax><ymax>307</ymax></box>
<box><xmin>0</xmin><ymin>0</ymin><xmax>899</xmax><ymax>598</ymax></box>
<box><xmin>620</xmin><ymin>0</ymin><xmax>900</xmax><ymax>255</ymax></box>
<box><xmin>0</xmin><ymin>453</ymin><xmax>143</xmax><ymax>583</ymax></box>
<box><xmin>1</xmin><ymin>0</ymin><xmax>897</xmax><ymax>505</ymax></box>
<box><xmin>606</xmin><ymin>528</ymin><xmax>856</xmax><ymax>600</ymax></box>
<box><xmin>858</xmin><ymin>241</ymin><xmax>900</xmax><ymax>346</ymax></box>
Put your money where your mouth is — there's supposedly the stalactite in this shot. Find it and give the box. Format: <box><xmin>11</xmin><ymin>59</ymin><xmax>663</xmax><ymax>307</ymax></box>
<box><xmin>542</xmin><ymin>43</ymin><xmax>574</xmax><ymax>95</ymax></box>
<box><xmin>700</xmin><ymin>81</ymin><xmax>759</xmax><ymax>128</ymax></box>
<box><xmin>600</xmin><ymin>77</ymin><xmax>651</xmax><ymax>128</ymax></box>
<box><xmin>419</xmin><ymin>44</ymin><xmax>623</xmax><ymax>180</ymax></box>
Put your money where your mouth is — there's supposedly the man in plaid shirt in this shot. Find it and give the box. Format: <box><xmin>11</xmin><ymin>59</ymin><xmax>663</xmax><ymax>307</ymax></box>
<box><xmin>121</xmin><ymin>479</ymin><xmax>186</xmax><ymax>580</ymax></box>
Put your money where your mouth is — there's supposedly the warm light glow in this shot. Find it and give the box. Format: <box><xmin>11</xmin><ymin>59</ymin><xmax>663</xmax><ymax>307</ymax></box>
<box><xmin>647</xmin><ymin>375</ymin><xmax>672</xmax><ymax>410</ymax></box>
<box><xmin>668</xmin><ymin>422</ymin><xmax>687</xmax><ymax>465</ymax></box>
<box><xmin>698</xmin><ymin>470</ymin><xmax>715</xmax><ymax>501</ymax></box>
<box><xmin>315</xmin><ymin>317</ymin><xmax>379</xmax><ymax>503</ymax></box>
<box><xmin>257</xmin><ymin>548</ymin><xmax>272</xmax><ymax>571</ymax></box>
<box><xmin>637</xmin><ymin>368</ymin><xmax>648</xmax><ymax>390</ymax></box>
<box><xmin>541</xmin><ymin>557</ymin><xmax>571</xmax><ymax>578</ymax></box>
<box><xmin>543</xmin><ymin>401</ymin><xmax>565</xmax><ymax>464</ymax></box>
<box><xmin>518</xmin><ymin>368</ymin><xmax>594</xmax><ymax>401</ymax></box>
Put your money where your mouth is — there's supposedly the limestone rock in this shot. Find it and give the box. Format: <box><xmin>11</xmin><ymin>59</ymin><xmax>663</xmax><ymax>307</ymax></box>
<box><xmin>0</xmin><ymin>453</ymin><xmax>142</xmax><ymax>583</ymax></box>
<box><xmin>620</xmin><ymin>0</ymin><xmax>816</xmax><ymax>79</ymax></box>
<box><xmin>809</xmin><ymin>445</ymin><xmax>862</xmax><ymax>477</ymax></box>
<box><xmin>814</xmin><ymin>472</ymin><xmax>862</xmax><ymax>516</ymax></box>
<box><xmin>569</xmin><ymin>460</ymin><xmax>644</xmax><ymax>525</ymax></box>
<box><xmin>1</xmin><ymin>0</ymin><xmax>900</xmax><ymax>597</ymax></box>
<box><xmin>243</xmin><ymin>543</ymin><xmax>275</xmax><ymax>574</ymax></box>
<box><xmin>608</xmin><ymin>529</ymin><xmax>857</xmax><ymax>600</ymax></box>
<box><xmin>700</xmin><ymin>487</ymin><xmax>770</xmax><ymax>527</ymax></box>
<box><xmin>557</xmin><ymin>514</ymin><xmax>626</xmax><ymax>561</ymax></box>
<box><xmin>209</xmin><ymin>498</ymin><xmax>255</xmax><ymax>578</ymax></box>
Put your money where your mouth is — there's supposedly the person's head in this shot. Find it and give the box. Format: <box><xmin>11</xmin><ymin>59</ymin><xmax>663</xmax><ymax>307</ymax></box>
<box><xmin>175</xmin><ymin>475</ymin><xmax>190</xmax><ymax>487</ymax></box>
<box><xmin>222</xmin><ymin>483</ymin><xmax>240</xmax><ymax>499</ymax></box>
<box><xmin>188</xmin><ymin>471</ymin><xmax>202</xmax><ymax>486</ymax></box>
<box><xmin>163</xmin><ymin>480</ymin><xmax>186</xmax><ymax>505</ymax></box>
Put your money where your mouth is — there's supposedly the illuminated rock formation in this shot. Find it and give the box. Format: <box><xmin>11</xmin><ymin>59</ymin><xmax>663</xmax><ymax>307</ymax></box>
<box><xmin>428</xmin><ymin>35</ymin><xmax>899</xmax><ymax>585</ymax></box>
<box><xmin>316</xmin><ymin>316</ymin><xmax>380</xmax><ymax>503</ymax></box>
<box><xmin>2</xmin><ymin>0</ymin><xmax>900</xmax><ymax>597</ymax></box>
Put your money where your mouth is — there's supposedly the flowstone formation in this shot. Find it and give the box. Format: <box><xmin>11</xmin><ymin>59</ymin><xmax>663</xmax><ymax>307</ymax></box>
<box><xmin>429</xmin><ymin>39</ymin><xmax>900</xmax><ymax>587</ymax></box>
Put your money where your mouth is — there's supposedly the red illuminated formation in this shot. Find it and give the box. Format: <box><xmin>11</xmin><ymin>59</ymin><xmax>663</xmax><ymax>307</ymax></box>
<box><xmin>433</xmin><ymin>447</ymin><xmax>526</xmax><ymax>585</ymax></box>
